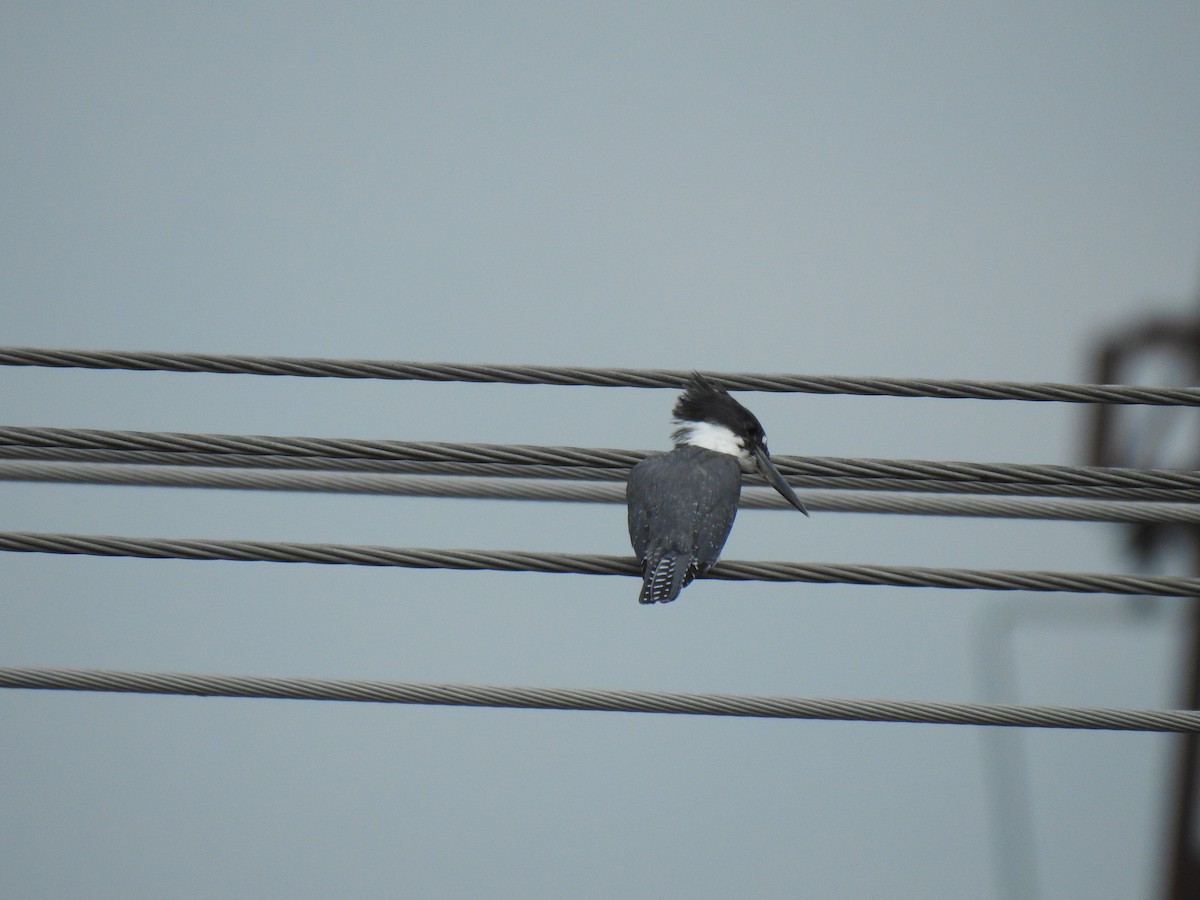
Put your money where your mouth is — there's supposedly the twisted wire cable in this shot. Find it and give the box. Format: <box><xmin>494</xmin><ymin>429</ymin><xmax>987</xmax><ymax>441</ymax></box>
<box><xmin>0</xmin><ymin>446</ymin><xmax>625</xmax><ymax>481</ymax></box>
<box><xmin>0</xmin><ymin>425</ymin><xmax>641</xmax><ymax>468</ymax></box>
<box><xmin>2</xmin><ymin>445</ymin><xmax>1192</xmax><ymax>502</ymax></box>
<box><xmin>3</xmin><ymin>426</ymin><xmax>1197</xmax><ymax>497</ymax></box>
<box><xmin>5</xmin><ymin>461</ymin><xmax>1200</xmax><ymax>524</ymax></box>
<box><xmin>1</xmin><ymin>666</ymin><xmax>1197</xmax><ymax>731</ymax></box>
<box><xmin>2</xmin><ymin>531</ymin><xmax>1197</xmax><ymax>596</ymax></box>
<box><xmin>2</xmin><ymin>346</ymin><xmax>1197</xmax><ymax>405</ymax></box>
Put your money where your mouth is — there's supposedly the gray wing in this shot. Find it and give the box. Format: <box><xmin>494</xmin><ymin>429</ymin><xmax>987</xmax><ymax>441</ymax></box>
<box><xmin>626</xmin><ymin>447</ymin><xmax>742</xmax><ymax>569</ymax></box>
<box><xmin>688</xmin><ymin>452</ymin><xmax>743</xmax><ymax>571</ymax></box>
<box><xmin>626</xmin><ymin>454</ymin><xmax>665</xmax><ymax>561</ymax></box>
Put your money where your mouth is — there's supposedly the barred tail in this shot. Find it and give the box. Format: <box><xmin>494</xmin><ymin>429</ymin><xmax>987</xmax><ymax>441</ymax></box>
<box><xmin>638</xmin><ymin>554</ymin><xmax>692</xmax><ymax>604</ymax></box>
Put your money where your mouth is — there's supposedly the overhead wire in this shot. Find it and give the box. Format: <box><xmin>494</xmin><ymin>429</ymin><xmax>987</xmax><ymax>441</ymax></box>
<box><xmin>3</xmin><ymin>425</ymin><xmax>1198</xmax><ymax>499</ymax></box>
<box><xmin>2</xmin><ymin>530</ymin><xmax>1198</xmax><ymax>596</ymax></box>
<box><xmin>3</xmin><ymin>346</ymin><xmax>1199</xmax><ymax>405</ymax></box>
<box><xmin>2</xmin><ymin>665</ymin><xmax>1198</xmax><ymax>732</ymax></box>
<box><xmin>0</xmin><ymin>446</ymin><xmax>631</xmax><ymax>480</ymax></box>
<box><xmin>4</xmin><ymin>460</ymin><xmax>1200</xmax><ymax>523</ymax></box>
<box><xmin>4</xmin><ymin>445</ymin><xmax>1192</xmax><ymax>502</ymax></box>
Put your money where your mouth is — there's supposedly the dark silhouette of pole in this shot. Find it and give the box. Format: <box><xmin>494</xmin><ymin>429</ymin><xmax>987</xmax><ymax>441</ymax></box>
<box><xmin>1087</xmin><ymin>311</ymin><xmax>1200</xmax><ymax>900</ymax></box>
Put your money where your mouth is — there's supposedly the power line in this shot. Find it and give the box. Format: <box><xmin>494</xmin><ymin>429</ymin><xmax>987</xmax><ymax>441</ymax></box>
<box><xmin>2</xmin><ymin>665</ymin><xmax>1198</xmax><ymax>731</ymax></box>
<box><xmin>2</xmin><ymin>346</ymin><xmax>1198</xmax><ymax>405</ymax></box>
<box><xmin>0</xmin><ymin>446</ymin><xmax>633</xmax><ymax>481</ymax></box>
<box><xmin>4</xmin><ymin>445</ymin><xmax>1190</xmax><ymax>502</ymax></box>
<box><xmin>0</xmin><ymin>425</ymin><xmax>641</xmax><ymax>467</ymax></box>
<box><xmin>2</xmin><ymin>530</ymin><xmax>1197</xmax><ymax>596</ymax></box>
<box><xmin>5</xmin><ymin>461</ymin><xmax>1200</xmax><ymax>524</ymax></box>
<box><xmin>4</xmin><ymin>426</ymin><xmax>1197</xmax><ymax>498</ymax></box>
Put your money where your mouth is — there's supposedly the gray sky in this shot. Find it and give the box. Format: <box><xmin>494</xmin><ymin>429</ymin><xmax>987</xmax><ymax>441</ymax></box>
<box><xmin>3</xmin><ymin>4</ymin><xmax>1199</xmax><ymax>898</ymax></box>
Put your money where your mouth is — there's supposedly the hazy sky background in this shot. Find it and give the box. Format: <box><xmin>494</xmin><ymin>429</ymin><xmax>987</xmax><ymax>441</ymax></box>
<box><xmin>3</xmin><ymin>4</ymin><xmax>1200</xmax><ymax>898</ymax></box>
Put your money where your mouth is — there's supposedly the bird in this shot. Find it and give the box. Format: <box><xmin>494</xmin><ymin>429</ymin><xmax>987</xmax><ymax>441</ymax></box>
<box><xmin>626</xmin><ymin>373</ymin><xmax>809</xmax><ymax>604</ymax></box>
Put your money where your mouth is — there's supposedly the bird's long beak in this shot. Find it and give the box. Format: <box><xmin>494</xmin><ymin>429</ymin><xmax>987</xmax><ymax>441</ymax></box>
<box><xmin>752</xmin><ymin>446</ymin><xmax>809</xmax><ymax>516</ymax></box>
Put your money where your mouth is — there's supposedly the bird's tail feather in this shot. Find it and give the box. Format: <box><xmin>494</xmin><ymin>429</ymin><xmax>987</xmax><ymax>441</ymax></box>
<box><xmin>639</xmin><ymin>554</ymin><xmax>692</xmax><ymax>604</ymax></box>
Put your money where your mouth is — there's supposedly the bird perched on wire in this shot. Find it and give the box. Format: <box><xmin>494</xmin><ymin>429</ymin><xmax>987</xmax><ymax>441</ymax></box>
<box><xmin>626</xmin><ymin>373</ymin><xmax>809</xmax><ymax>604</ymax></box>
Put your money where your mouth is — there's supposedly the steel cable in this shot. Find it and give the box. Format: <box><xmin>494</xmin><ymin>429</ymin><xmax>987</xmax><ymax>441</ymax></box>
<box><xmin>0</xmin><ymin>446</ymin><xmax>627</xmax><ymax>481</ymax></box>
<box><xmin>2</xmin><ymin>531</ymin><xmax>1197</xmax><ymax>596</ymax></box>
<box><xmin>3</xmin><ymin>346</ymin><xmax>1198</xmax><ymax>405</ymax></box>
<box><xmin>1</xmin><ymin>666</ymin><xmax>1198</xmax><ymax>731</ymax></box>
<box><xmin>4</xmin><ymin>461</ymin><xmax>1200</xmax><ymax>524</ymax></box>
<box><xmin>2</xmin><ymin>426</ymin><xmax>1197</xmax><ymax>498</ymax></box>
<box><xmin>2</xmin><ymin>445</ymin><xmax>1192</xmax><ymax>502</ymax></box>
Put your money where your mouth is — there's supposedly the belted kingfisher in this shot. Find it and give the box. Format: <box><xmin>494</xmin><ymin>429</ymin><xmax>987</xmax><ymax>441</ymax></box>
<box><xmin>626</xmin><ymin>374</ymin><xmax>808</xmax><ymax>604</ymax></box>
